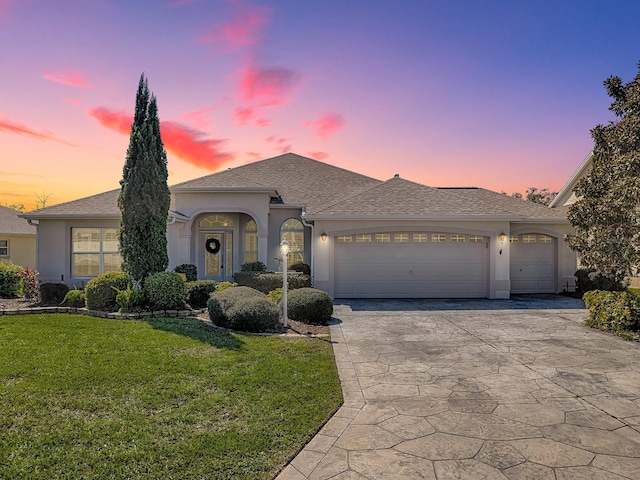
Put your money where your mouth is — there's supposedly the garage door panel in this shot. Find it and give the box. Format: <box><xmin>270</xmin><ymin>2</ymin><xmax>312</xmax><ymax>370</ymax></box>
<box><xmin>510</xmin><ymin>236</ymin><xmax>555</xmax><ymax>294</ymax></box>
<box><xmin>334</xmin><ymin>234</ymin><xmax>487</xmax><ymax>298</ymax></box>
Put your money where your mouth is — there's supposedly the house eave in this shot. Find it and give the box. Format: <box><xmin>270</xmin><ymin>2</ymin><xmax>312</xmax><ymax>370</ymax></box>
<box><xmin>304</xmin><ymin>214</ymin><xmax>570</xmax><ymax>223</ymax></box>
<box><xmin>170</xmin><ymin>186</ymin><xmax>279</xmax><ymax>195</ymax></box>
<box><xmin>19</xmin><ymin>213</ymin><xmax>121</xmax><ymax>221</ymax></box>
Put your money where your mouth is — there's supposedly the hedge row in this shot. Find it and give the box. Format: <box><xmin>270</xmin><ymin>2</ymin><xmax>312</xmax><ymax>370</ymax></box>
<box><xmin>233</xmin><ymin>271</ymin><xmax>311</xmax><ymax>294</ymax></box>
<box><xmin>583</xmin><ymin>290</ymin><xmax>640</xmax><ymax>337</ymax></box>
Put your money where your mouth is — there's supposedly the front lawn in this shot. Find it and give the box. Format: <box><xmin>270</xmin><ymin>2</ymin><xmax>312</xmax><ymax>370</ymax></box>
<box><xmin>0</xmin><ymin>314</ymin><xmax>342</xmax><ymax>479</ymax></box>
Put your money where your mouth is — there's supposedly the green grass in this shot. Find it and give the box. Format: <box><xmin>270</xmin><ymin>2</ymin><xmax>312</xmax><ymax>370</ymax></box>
<box><xmin>0</xmin><ymin>314</ymin><xmax>342</xmax><ymax>479</ymax></box>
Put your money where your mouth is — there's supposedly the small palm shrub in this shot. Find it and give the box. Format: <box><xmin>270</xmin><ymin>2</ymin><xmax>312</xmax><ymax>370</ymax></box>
<box><xmin>113</xmin><ymin>283</ymin><xmax>145</xmax><ymax>312</ymax></box>
<box><xmin>186</xmin><ymin>280</ymin><xmax>218</xmax><ymax>309</ymax></box>
<box><xmin>61</xmin><ymin>289</ymin><xmax>86</xmax><ymax>308</ymax></box>
<box><xmin>287</xmin><ymin>288</ymin><xmax>333</xmax><ymax>325</ymax></box>
<box><xmin>40</xmin><ymin>283</ymin><xmax>70</xmax><ymax>304</ymax></box>
<box><xmin>145</xmin><ymin>272</ymin><xmax>186</xmax><ymax>311</ymax></box>
<box><xmin>0</xmin><ymin>260</ymin><xmax>23</xmax><ymax>298</ymax></box>
<box><xmin>174</xmin><ymin>264</ymin><xmax>197</xmax><ymax>282</ymax></box>
<box><xmin>85</xmin><ymin>272</ymin><xmax>129</xmax><ymax>311</ymax></box>
<box><xmin>18</xmin><ymin>267</ymin><xmax>39</xmax><ymax>300</ymax></box>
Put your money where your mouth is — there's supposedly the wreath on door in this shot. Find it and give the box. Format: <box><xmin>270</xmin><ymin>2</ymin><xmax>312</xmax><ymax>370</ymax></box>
<box><xmin>205</xmin><ymin>238</ymin><xmax>221</xmax><ymax>254</ymax></box>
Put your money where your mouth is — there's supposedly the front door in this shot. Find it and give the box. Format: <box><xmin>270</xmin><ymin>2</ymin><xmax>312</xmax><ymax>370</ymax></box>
<box><xmin>202</xmin><ymin>232</ymin><xmax>232</xmax><ymax>281</ymax></box>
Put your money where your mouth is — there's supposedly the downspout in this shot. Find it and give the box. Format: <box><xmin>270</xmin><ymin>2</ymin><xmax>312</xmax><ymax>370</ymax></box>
<box><xmin>27</xmin><ymin>219</ymin><xmax>39</xmax><ymax>273</ymax></box>
<box><xmin>300</xmin><ymin>211</ymin><xmax>315</xmax><ymax>282</ymax></box>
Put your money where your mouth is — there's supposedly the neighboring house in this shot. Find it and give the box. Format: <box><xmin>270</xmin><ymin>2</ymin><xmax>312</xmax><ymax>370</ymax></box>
<box><xmin>0</xmin><ymin>205</ymin><xmax>36</xmax><ymax>269</ymax></box>
<box><xmin>21</xmin><ymin>153</ymin><xmax>577</xmax><ymax>298</ymax></box>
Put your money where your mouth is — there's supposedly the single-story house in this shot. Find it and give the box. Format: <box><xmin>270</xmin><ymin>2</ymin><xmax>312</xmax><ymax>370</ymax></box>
<box><xmin>0</xmin><ymin>205</ymin><xmax>36</xmax><ymax>269</ymax></box>
<box><xmin>21</xmin><ymin>153</ymin><xmax>577</xmax><ymax>298</ymax></box>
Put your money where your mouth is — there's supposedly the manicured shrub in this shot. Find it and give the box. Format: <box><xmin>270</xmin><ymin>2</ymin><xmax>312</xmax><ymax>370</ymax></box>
<box><xmin>287</xmin><ymin>288</ymin><xmax>333</xmax><ymax>325</ymax></box>
<box><xmin>174</xmin><ymin>264</ymin><xmax>197</xmax><ymax>282</ymax></box>
<box><xmin>85</xmin><ymin>272</ymin><xmax>129</xmax><ymax>311</ymax></box>
<box><xmin>289</xmin><ymin>262</ymin><xmax>311</xmax><ymax>276</ymax></box>
<box><xmin>61</xmin><ymin>289</ymin><xmax>86</xmax><ymax>308</ymax></box>
<box><xmin>575</xmin><ymin>268</ymin><xmax>625</xmax><ymax>294</ymax></box>
<box><xmin>18</xmin><ymin>267</ymin><xmax>39</xmax><ymax>300</ymax></box>
<box><xmin>113</xmin><ymin>283</ymin><xmax>145</xmax><ymax>312</ymax></box>
<box><xmin>267</xmin><ymin>287</ymin><xmax>283</xmax><ymax>304</ymax></box>
<box><xmin>207</xmin><ymin>286</ymin><xmax>279</xmax><ymax>332</ymax></box>
<box><xmin>186</xmin><ymin>280</ymin><xmax>218</xmax><ymax>309</ymax></box>
<box><xmin>145</xmin><ymin>271</ymin><xmax>186</xmax><ymax>311</ymax></box>
<box><xmin>234</xmin><ymin>272</ymin><xmax>311</xmax><ymax>294</ymax></box>
<box><xmin>40</xmin><ymin>283</ymin><xmax>69</xmax><ymax>304</ymax></box>
<box><xmin>241</xmin><ymin>261</ymin><xmax>267</xmax><ymax>272</ymax></box>
<box><xmin>215</xmin><ymin>281</ymin><xmax>237</xmax><ymax>293</ymax></box>
<box><xmin>225</xmin><ymin>297</ymin><xmax>280</xmax><ymax>332</ymax></box>
<box><xmin>583</xmin><ymin>289</ymin><xmax>640</xmax><ymax>336</ymax></box>
<box><xmin>0</xmin><ymin>260</ymin><xmax>23</xmax><ymax>298</ymax></box>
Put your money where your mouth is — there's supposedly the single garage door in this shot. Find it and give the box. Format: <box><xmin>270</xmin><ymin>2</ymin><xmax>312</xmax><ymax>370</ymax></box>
<box><xmin>510</xmin><ymin>234</ymin><xmax>555</xmax><ymax>294</ymax></box>
<box><xmin>334</xmin><ymin>232</ymin><xmax>488</xmax><ymax>298</ymax></box>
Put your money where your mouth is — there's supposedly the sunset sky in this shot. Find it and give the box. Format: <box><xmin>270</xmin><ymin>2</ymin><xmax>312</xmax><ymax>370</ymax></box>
<box><xmin>2</xmin><ymin>0</ymin><xmax>640</xmax><ymax>211</ymax></box>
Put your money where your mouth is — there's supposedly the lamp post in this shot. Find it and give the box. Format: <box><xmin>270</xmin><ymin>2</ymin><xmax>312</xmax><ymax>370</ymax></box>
<box><xmin>280</xmin><ymin>240</ymin><xmax>289</xmax><ymax>328</ymax></box>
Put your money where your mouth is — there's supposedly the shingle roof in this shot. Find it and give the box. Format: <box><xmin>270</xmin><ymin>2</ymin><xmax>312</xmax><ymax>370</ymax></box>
<box><xmin>21</xmin><ymin>189</ymin><xmax>122</xmax><ymax>219</ymax></box>
<box><xmin>0</xmin><ymin>206</ymin><xmax>36</xmax><ymax>235</ymax></box>
<box><xmin>308</xmin><ymin>176</ymin><xmax>568</xmax><ymax>221</ymax></box>
<box><xmin>172</xmin><ymin>153</ymin><xmax>382</xmax><ymax>211</ymax></box>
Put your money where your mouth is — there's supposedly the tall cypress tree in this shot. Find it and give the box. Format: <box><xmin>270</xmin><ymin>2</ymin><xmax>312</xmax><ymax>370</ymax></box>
<box><xmin>118</xmin><ymin>74</ymin><xmax>170</xmax><ymax>281</ymax></box>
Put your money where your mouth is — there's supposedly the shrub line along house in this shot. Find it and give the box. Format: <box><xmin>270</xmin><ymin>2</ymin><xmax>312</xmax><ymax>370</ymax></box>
<box><xmin>21</xmin><ymin>153</ymin><xmax>577</xmax><ymax>299</ymax></box>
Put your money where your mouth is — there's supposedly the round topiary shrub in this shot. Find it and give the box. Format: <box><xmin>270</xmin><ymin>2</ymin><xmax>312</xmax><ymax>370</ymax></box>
<box><xmin>61</xmin><ymin>289</ymin><xmax>86</xmax><ymax>308</ymax></box>
<box><xmin>186</xmin><ymin>280</ymin><xmax>218</xmax><ymax>309</ymax></box>
<box><xmin>289</xmin><ymin>262</ymin><xmax>311</xmax><ymax>276</ymax></box>
<box><xmin>287</xmin><ymin>288</ymin><xmax>333</xmax><ymax>325</ymax></box>
<box><xmin>85</xmin><ymin>272</ymin><xmax>129</xmax><ymax>311</ymax></box>
<box><xmin>207</xmin><ymin>286</ymin><xmax>268</xmax><ymax>329</ymax></box>
<box><xmin>145</xmin><ymin>271</ymin><xmax>186</xmax><ymax>311</ymax></box>
<box><xmin>225</xmin><ymin>297</ymin><xmax>280</xmax><ymax>332</ymax></box>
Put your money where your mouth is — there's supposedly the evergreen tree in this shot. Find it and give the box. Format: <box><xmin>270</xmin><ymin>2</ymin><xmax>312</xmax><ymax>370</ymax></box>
<box><xmin>118</xmin><ymin>74</ymin><xmax>170</xmax><ymax>281</ymax></box>
<box><xmin>566</xmin><ymin>63</ymin><xmax>640</xmax><ymax>289</ymax></box>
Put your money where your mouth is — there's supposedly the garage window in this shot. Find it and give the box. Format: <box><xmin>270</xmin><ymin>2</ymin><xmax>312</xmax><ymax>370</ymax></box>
<box><xmin>394</xmin><ymin>233</ymin><xmax>409</xmax><ymax>243</ymax></box>
<box><xmin>337</xmin><ymin>235</ymin><xmax>352</xmax><ymax>243</ymax></box>
<box><xmin>469</xmin><ymin>235</ymin><xmax>483</xmax><ymax>243</ymax></box>
<box><xmin>413</xmin><ymin>233</ymin><xmax>428</xmax><ymax>242</ymax></box>
<box><xmin>356</xmin><ymin>234</ymin><xmax>372</xmax><ymax>243</ymax></box>
<box><xmin>432</xmin><ymin>234</ymin><xmax>446</xmax><ymax>243</ymax></box>
<box><xmin>451</xmin><ymin>234</ymin><xmax>465</xmax><ymax>243</ymax></box>
<box><xmin>510</xmin><ymin>236</ymin><xmax>519</xmax><ymax>243</ymax></box>
<box><xmin>0</xmin><ymin>240</ymin><xmax>7</xmax><ymax>257</ymax></box>
<box><xmin>522</xmin><ymin>235</ymin><xmax>537</xmax><ymax>243</ymax></box>
<box><xmin>539</xmin><ymin>235</ymin><xmax>552</xmax><ymax>243</ymax></box>
<box><xmin>375</xmin><ymin>234</ymin><xmax>390</xmax><ymax>243</ymax></box>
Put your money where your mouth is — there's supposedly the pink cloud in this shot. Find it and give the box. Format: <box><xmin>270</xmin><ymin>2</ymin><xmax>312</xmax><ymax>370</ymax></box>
<box><xmin>0</xmin><ymin>117</ymin><xmax>72</xmax><ymax>144</ymax></box>
<box><xmin>182</xmin><ymin>106</ymin><xmax>221</xmax><ymax>128</ymax></box>
<box><xmin>43</xmin><ymin>70</ymin><xmax>94</xmax><ymax>89</ymax></box>
<box><xmin>198</xmin><ymin>4</ymin><xmax>270</xmax><ymax>50</ymax></box>
<box><xmin>238</xmin><ymin>64</ymin><xmax>299</xmax><ymax>105</ymax></box>
<box><xmin>305</xmin><ymin>112</ymin><xmax>345</xmax><ymax>140</ymax></box>
<box><xmin>88</xmin><ymin>108</ymin><xmax>234</xmax><ymax>169</ymax></box>
<box><xmin>233</xmin><ymin>106</ymin><xmax>272</xmax><ymax>127</ymax></box>
<box><xmin>308</xmin><ymin>151</ymin><xmax>329</xmax><ymax>160</ymax></box>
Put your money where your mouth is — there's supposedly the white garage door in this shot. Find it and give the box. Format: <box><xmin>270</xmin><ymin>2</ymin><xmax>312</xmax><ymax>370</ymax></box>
<box><xmin>334</xmin><ymin>232</ymin><xmax>488</xmax><ymax>298</ymax></box>
<box><xmin>510</xmin><ymin>234</ymin><xmax>555</xmax><ymax>294</ymax></box>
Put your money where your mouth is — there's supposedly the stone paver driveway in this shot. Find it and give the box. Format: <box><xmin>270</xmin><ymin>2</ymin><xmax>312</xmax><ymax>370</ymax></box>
<box><xmin>277</xmin><ymin>296</ymin><xmax>640</xmax><ymax>479</ymax></box>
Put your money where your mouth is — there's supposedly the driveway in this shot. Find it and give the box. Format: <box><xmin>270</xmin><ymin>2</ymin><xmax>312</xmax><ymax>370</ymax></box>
<box><xmin>277</xmin><ymin>296</ymin><xmax>640</xmax><ymax>479</ymax></box>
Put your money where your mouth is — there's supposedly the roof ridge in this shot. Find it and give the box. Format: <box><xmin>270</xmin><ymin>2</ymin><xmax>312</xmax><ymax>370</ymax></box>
<box><xmin>24</xmin><ymin>188</ymin><xmax>121</xmax><ymax>214</ymax></box>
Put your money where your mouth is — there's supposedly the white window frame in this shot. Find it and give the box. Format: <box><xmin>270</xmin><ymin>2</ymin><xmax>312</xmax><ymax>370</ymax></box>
<box><xmin>243</xmin><ymin>219</ymin><xmax>258</xmax><ymax>264</ymax></box>
<box><xmin>539</xmin><ymin>235</ymin><xmax>553</xmax><ymax>243</ymax></box>
<box><xmin>72</xmin><ymin>227</ymin><xmax>122</xmax><ymax>278</ymax></box>
<box><xmin>356</xmin><ymin>234</ymin><xmax>372</xmax><ymax>243</ymax></box>
<box><xmin>451</xmin><ymin>234</ymin><xmax>465</xmax><ymax>243</ymax></box>
<box><xmin>469</xmin><ymin>235</ymin><xmax>484</xmax><ymax>243</ymax></box>
<box><xmin>337</xmin><ymin>235</ymin><xmax>352</xmax><ymax>243</ymax></box>
<box><xmin>394</xmin><ymin>233</ymin><xmax>409</xmax><ymax>243</ymax></box>
<box><xmin>432</xmin><ymin>234</ymin><xmax>446</xmax><ymax>243</ymax></box>
<box><xmin>280</xmin><ymin>218</ymin><xmax>304</xmax><ymax>267</ymax></box>
<box><xmin>522</xmin><ymin>234</ymin><xmax>537</xmax><ymax>244</ymax></box>
<box><xmin>375</xmin><ymin>233</ymin><xmax>390</xmax><ymax>243</ymax></box>
<box><xmin>413</xmin><ymin>233</ymin><xmax>428</xmax><ymax>243</ymax></box>
<box><xmin>0</xmin><ymin>239</ymin><xmax>8</xmax><ymax>257</ymax></box>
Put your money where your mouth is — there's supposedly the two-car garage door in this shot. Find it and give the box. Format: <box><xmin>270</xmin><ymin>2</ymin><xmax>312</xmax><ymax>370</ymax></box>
<box><xmin>334</xmin><ymin>232</ymin><xmax>488</xmax><ymax>298</ymax></box>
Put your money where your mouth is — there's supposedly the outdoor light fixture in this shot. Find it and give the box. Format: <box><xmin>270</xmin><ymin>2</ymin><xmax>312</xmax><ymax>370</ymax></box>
<box><xmin>321</xmin><ymin>232</ymin><xmax>328</xmax><ymax>243</ymax></box>
<box><xmin>280</xmin><ymin>240</ymin><xmax>290</xmax><ymax>328</ymax></box>
<box><xmin>498</xmin><ymin>232</ymin><xmax>506</xmax><ymax>244</ymax></box>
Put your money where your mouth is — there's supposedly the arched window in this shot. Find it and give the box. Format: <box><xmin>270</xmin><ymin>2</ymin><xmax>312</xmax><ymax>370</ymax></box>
<box><xmin>199</xmin><ymin>214</ymin><xmax>233</xmax><ymax>228</ymax></box>
<box><xmin>280</xmin><ymin>218</ymin><xmax>304</xmax><ymax>267</ymax></box>
<box><xmin>243</xmin><ymin>219</ymin><xmax>258</xmax><ymax>264</ymax></box>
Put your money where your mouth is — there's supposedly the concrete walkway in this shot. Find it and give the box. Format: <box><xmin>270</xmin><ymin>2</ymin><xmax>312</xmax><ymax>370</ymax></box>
<box><xmin>277</xmin><ymin>296</ymin><xmax>640</xmax><ymax>479</ymax></box>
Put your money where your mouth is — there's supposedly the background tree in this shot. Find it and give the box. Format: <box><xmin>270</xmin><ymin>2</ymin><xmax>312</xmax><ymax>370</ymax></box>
<box><xmin>503</xmin><ymin>188</ymin><xmax>557</xmax><ymax>205</ymax></box>
<box><xmin>566</xmin><ymin>63</ymin><xmax>640</xmax><ymax>290</ymax></box>
<box><xmin>118</xmin><ymin>74</ymin><xmax>170</xmax><ymax>281</ymax></box>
